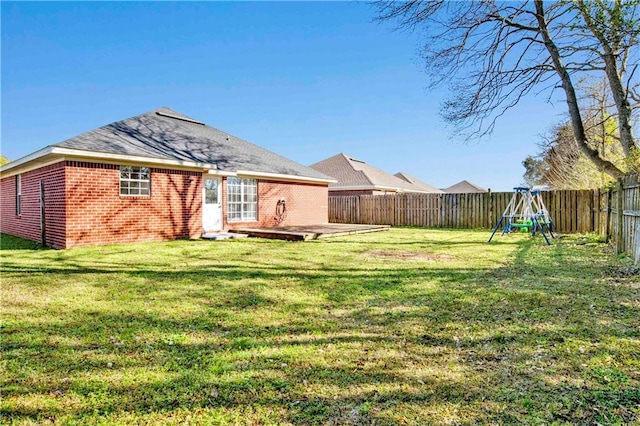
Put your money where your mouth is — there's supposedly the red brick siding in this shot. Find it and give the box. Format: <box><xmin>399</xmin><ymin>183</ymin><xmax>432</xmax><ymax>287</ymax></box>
<box><xmin>0</xmin><ymin>161</ymin><xmax>66</xmax><ymax>248</ymax></box>
<box><xmin>3</xmin><ymin>161</ymin><xmax>329</xmax><ymax>248</ymax></box>
<box><xmin>223</xmin><ymin>179</ymin><xmax>328</xmax><ymax>229</ymax></box>
<box><xmin>65</xmin><ymin>162</ymin><xmax>202</xmax><ymax>248</ymax></box>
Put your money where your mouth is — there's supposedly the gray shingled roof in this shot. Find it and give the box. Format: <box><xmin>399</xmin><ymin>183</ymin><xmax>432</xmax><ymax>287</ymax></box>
<box><xmin>394</xmin><ymin>172</ymin><xmax>443</xmax><ymax>194</ymax></box>
<box><xmin>310</xmin><ymin>153</ymin><xmax>433</xmax><ymax>193</ymax></box>
<box><xmin>441</xmin><ymin>180</ymin><xmax>487</xmax><ymax>193</ymax></box>
<box><xmin>53</xmin><ymin>107</ymin><xmax>331</xmax><ymax>180</ymax></box>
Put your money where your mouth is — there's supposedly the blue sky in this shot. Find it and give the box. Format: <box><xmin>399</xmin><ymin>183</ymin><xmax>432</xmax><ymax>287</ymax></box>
<box><xmin>2</xmin><ymin>1</ymin><xmax>566</xmax><ymax>191</ymax></box>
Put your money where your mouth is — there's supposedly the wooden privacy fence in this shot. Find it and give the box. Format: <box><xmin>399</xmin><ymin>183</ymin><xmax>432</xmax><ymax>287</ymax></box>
<box><xmin>609</xmin><ymin>174</ymin><xmax>640</xmax><ymax>262</ymax></box>
<box><xmin>329</xmin><ymin>174</ymin><xmax>640</xmax><ymax>262</ymax></box>
<box><xmin>330</xmin><ymin>190</ymin><xmax>600</xmax><ymax>233</ymax></box>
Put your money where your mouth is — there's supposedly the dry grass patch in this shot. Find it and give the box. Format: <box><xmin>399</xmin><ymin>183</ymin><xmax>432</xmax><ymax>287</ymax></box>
<box><xmin>365</xmin><ymin>249</ymin><xmax>456</xmax><ymax>262</ymax></box>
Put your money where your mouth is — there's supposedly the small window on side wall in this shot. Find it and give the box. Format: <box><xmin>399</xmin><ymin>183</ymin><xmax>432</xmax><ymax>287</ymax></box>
<box><xmin>16</xmin><ymin>174</ymin><xmax>22</xmax><ymax>215</ymax></box>
<box><xmin>120</xmin><ymin>166</ymin><xmax>150</xmax><ymax>196</ymax></box>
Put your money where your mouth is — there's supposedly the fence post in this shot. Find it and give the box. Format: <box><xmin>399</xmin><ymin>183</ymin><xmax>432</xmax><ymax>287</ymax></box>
<box><xmin>593</xmin><ymin>189</ymin><xmax>599</xmax><ymax>235</ymax></box>
<box><xmin>604</xmin><ymin>188</ymin><xmax>613</xmax><ymax>244</ymax></box>
<box><xmin>486</xmin><ymin>189</ymin><xmax>492</xmax><ymax>228</ymax></box>
<box><xmin>616</xmin><ymin>178</ymin><xmax>624</xmax><ymax>254</ymax></box>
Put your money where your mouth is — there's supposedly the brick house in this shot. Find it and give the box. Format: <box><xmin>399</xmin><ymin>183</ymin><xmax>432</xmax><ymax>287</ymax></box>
<box><xmin>441</xmin><ymin>180</ymin><xmax>487</xmax><ymax>193</ymax></box>
<box><xmin>310</xmin><ymin>153</ymin><xmax>442</xmax><ymax>196</ymax></box>
<box><xmin>393</xmin><ymin>172</ymin><xmax>443</xmax><ymax>194</ymax></box>
<box><xmin>0</xmin><ymin>108</ymin><xmax>334</xmax><ymax>248</ymax></box>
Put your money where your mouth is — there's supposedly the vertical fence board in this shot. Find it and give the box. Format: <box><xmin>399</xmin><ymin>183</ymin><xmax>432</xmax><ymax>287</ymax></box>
<box><xmin>328</xmin><ymin>178</ymin><xmax>638</xmax><ymax>262</ymax></box>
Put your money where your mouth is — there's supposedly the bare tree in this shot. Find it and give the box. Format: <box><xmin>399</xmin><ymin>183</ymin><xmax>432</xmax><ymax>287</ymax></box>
<box><xmin>375</xmin><ymin>0</ymin><xmax>639</xmax><ymax>178</ymax></box>
<box><xmin>524</xmin><ymin>119</ymin><xmax>620</xmax><ymax>189</ymax></box>
<box><xmin>523</xmin><ymin>78</ymin><xmax>628</xmax><ymax>189</ymax></box>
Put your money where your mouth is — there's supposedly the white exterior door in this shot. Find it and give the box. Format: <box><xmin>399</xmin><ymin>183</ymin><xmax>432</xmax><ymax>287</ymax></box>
<box><xmin>202</xmin><ymin>176</ymin><xmax>222</xmax><ymax>233</ymax></box>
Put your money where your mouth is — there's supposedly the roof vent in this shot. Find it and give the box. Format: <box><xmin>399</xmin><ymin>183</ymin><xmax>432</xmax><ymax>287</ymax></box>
<box><xmin>156</xmin><ymin>111</ymin><xmax>205</xmax><ymax>125</ymax></box>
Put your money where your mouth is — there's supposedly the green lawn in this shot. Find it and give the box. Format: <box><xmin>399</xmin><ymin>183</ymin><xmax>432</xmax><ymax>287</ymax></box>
<box><xmin>1</xmin><ymin>229</ymin><xmax>639</xmax><ymax>425</ymax></box>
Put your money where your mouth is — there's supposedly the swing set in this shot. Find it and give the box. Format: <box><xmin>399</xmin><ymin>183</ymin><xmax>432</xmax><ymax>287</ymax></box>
<box><xmin>488</xmin><ymin>187</ymin><xmax>555</xmax><ymax>245</ymax></box>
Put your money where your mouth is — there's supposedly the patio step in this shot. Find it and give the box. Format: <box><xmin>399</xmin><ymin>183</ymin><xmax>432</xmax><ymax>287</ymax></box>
<box><xmin>230</xmin><ymin>224</ymin><xmax>390</xmax><ymax>241</ymax></box>
<box><xmin>230</xmin><ymin>229</ymin><xmax>314</xmax><ymax>241</ymax></box>
<box><xmin>201</xmin><ymin>232</ymin><xmax>249</xmax><ymax>241</ymax></box>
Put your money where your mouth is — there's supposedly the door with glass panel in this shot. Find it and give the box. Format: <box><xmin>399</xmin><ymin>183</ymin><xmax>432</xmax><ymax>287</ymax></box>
<box><xmin>202</xmin><ymin>176</ymin><xmax>222</xmax><ymax>232</ymax></box>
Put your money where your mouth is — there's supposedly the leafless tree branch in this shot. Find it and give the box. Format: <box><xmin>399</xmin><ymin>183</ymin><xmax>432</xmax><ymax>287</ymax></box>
<box><xmin>374</xmin><ymin>0</ymin><xmax>639</xmax><ymax>179</ymax></box>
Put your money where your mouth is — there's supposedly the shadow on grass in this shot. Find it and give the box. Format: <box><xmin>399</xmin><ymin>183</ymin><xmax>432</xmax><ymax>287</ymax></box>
<box><xmin>2</xmin><ymin>236</ymin><xmax>639</xmax><ymax>424</ymax></box>
<box><xmin>0</xmin><ymin>234</ymin><xmax>46</xmax><ymax>251</ymax></box>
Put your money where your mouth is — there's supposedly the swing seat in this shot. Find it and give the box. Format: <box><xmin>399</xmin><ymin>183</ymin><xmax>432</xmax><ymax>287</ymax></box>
<box><xmin>488</xmin><ymin>187</ymin><xmax>553</xmax><ymax>245</ymax></box>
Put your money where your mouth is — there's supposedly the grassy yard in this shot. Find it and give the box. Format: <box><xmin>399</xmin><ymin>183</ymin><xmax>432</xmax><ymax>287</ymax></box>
<box><xmin>1</xmin><ymin>228</ymin><xmax>639</xmax><ymax>425</ymax></box>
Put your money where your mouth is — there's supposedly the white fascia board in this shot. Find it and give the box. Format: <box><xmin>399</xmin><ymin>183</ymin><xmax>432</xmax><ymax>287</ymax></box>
<box><xmin>51</xmin><ymin>147</ymin><xmax>215</xmax><ymax>169</ymax></box>
<box><xmin>236</xmin><ymin>170</ymin><xmax>336</xmax><ymax>184</ymax></box>
<box><xmin>0</xmin><ymin>146</ymin><xmax>335</xmax><ymax>186</ymax></box>
<box><xmin>0</xmin><ymin>146</ymin><xmax>215</xmax><ymax>178</ymax></box>
<box><xmin>206</xmin><ymin>170</ymin><xmax>237</xmax><ymax>177</ymax></box>
<box><xmin>0</xmin><ymin>158</ymin><xmax>66</xmax><ymax>178</ymax></box>
<box><xmin>0</xmin><ymin>146</ymin><xmax>57</xmax><ymax>174</ymax></box>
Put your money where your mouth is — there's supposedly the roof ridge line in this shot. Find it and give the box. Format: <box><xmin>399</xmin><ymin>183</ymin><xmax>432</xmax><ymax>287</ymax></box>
<box><xmin>359</xmin><ymin>169</ymin><xmax>376</xmax><ymax>186</ymax></box>
<box><xmin>156</xmin><ymin>110</ymin><xmax>205</xmax><ymax>125</ymax></box>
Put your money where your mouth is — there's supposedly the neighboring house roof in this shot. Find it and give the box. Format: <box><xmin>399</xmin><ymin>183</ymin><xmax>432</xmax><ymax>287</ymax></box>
<box><xmin>441</xmin><ymin>180</ymin><xmax>487</xmax><ymax>193</ymax></box>
<box><xmin>309</xmin><ymin>153</ymin><xmax>433</xmax><ymax>193</ymax></box>
<box><xmin>1</xmin><ymin>107</ymin><xmax>334</xmax><ymax>183</ymax></box>
<box><xmin>394</xmin><ymin>172</ymin><xmax>443</xmax><ymax>194</ymax></box>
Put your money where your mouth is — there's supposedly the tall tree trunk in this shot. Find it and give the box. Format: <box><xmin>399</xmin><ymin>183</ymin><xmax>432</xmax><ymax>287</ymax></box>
<box><xmin>576</xmin><ymin>0</ymin><xmax>637</xmax><ymax>157</ymax></box>
<box><xmin>534</xmin><ymin>0</ymin><xmax>625</xmax><ymax>179</ymax></box>
<box><xmin>602</xmin><ymin>48</ymin><xmax>636</xmax><ymax>156</ymax></box>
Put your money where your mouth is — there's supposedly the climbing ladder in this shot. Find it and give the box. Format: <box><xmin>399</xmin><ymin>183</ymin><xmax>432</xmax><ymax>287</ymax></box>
<box><xmin>488</xmin><ymin>187</ymin><xmax>555</xmax><ymax>245</ymax></box>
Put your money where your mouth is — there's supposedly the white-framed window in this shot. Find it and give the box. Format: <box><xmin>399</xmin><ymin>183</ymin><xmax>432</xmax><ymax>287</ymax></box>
<box><xmin>16</xmin><ymin>174</ymin><xmax>22</xmax><ymax>216</ymax></box>
<box><xmin>120</xmin><ymin>166</ymin><xmax>150</xmax><ymax>196</ymax></box>
<box><xmin>227</xmin><ymin>177</ymin><xmax>257</xmax><ymax>222</ymax></box>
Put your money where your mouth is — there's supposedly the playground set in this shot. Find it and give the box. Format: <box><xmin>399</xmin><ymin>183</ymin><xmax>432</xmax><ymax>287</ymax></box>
<box><xmin>488</xmin><ymin>187</ymin><xmax>555</xmax><ymax>245</ymax></box>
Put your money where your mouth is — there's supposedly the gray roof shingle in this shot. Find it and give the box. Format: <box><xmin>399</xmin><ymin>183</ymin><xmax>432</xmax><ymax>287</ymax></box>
<box><xmin>310</xmin><ymin>153</ymin><xmax>435</xmax><ymax>193</ymax></box>
<box><xmin>441</xmin><ymin>180</ymin><xmax>487</xmax><ymax>193</ymax></box>
<box><xmin>53</xmin><ymin>107</ymin><xmax>331</xmax><ymax>180</ymax></box>
<box><xmin>394</xmin><ymin>172</ymin><xmax>443</xmax><ymax>194</ymax></box>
